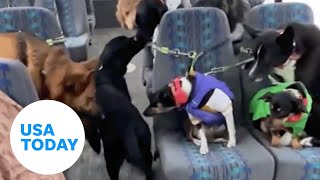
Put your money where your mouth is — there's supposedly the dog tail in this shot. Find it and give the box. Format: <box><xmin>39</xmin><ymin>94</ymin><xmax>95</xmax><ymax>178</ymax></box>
<box><xmin>300</xmin><ymin>137</ymin><xmax>320</xmax><ymax>147</ymax></box>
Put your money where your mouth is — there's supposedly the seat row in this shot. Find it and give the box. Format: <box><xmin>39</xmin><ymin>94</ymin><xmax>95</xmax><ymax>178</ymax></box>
<box><xmin>0</xmin><ymin>0</ymin><xmax>96</xmax><ymax>61</ymax></box>
<box><xmin>147</xmin><ymin>2</ymin><xmax>318</xmax><ymax>180</ymax></box>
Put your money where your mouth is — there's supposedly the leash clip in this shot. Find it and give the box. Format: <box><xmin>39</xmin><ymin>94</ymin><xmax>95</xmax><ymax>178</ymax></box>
<box><xmin>173</xmin><ymin>49</ymin><xmax>181</xmax><ymax>57</ymax></box>
<box><xmin>240</xmin><ymin>47</ymin><xmax>253</xmax><ymax>56</ymax></box>
<box><xmin>188</xmin><ymin>51</ymin><xmax>197</xmax><ymax>59</ymax></box>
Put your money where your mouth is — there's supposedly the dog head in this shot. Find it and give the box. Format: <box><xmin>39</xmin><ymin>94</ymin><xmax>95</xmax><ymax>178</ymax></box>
<box><xmin>116</xmin><ymin>0</ymin><xmax>142</xmax><ymax>29</ymax></box>
<box><xmin>260</xmin><ymin>90</ymin><xmax>307</xmax><ymax>128</ymax></box>
<box><xmin>43</xmin><ymin>46</ymin><xmax>100</xmax><ymax>116</ymax></box>
<box><xmin>116</xmin><ymin>0</ymin><xmax>168</xmax><ymax>41</ymax></box>
<box><xmin>143</xmin><ymin>76</ymin><xmax>192</xmax><ymax>116</ymax></box>
<box><xmin>239</xmin><ymin>24</ymin><xmax>295</xmax><ymax>82</ymax></box>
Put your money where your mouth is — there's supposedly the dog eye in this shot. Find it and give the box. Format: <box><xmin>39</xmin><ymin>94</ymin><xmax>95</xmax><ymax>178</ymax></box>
<box><xmin>271</xmin><ymin>104</ymin><xmax>281</xmax><ymax>112</ymax></box>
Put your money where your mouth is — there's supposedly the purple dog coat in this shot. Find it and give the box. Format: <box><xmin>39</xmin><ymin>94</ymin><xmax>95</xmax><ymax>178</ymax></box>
<box><xmin>185</xmin><ymin>72</ymin><xmax>234</xmax><ymax>126</ymax></box>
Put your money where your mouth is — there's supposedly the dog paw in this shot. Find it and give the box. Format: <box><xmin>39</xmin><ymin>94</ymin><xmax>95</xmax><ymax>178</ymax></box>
<box><xmin>271</xmin><ymin>135</ymin><xmax>281</xmax><ymax>147</ymax></box>
<box><xmin>291</xmin><ymin>143</ymin><xmax>303</xmax><ymax>150</ymax></box>
<box><xmin>300</xmin><ymin>137</ymin><xmax>313</xmax><ymax>147</ymax></box>
<box><xmin>199</xmin><ymin>145</ymin><xmax>209</xmax><ymax>155</ymax></box>
<box><xmin>291</xmin><ymin>138</ymin><xmax>303</xmax><ymax>150</ymax></box>
<box><xmin>226</xmin><ymin>139</ymin><xmax>236</xmax><ymax>148</ymax></box>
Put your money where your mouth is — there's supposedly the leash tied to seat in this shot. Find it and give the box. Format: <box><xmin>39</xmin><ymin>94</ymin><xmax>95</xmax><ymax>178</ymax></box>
<box><xmin>152</xmin><ymin>37</ymin><xmax>255</xmax><ymax>75</ymax></box>
<box><xmin>152</xmin><ymin>44</ymin><xmax>204</xmax><ymax>74</ymax></box>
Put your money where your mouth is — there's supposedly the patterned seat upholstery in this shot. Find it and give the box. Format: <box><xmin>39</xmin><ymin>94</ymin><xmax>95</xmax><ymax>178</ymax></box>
<box><xmin>152</xmin><ymin>8</ymin><xmax>274</xmax><ymax>180</ymax></box>
<box><xmin>241</xmin><ymin>3</ymin><xmax>320</xmax><ymax>180</ymax></box>
<box><xmin>245</xmin><ymin>2</ymin><xmax>314</xmax><ymax>29</ymax></box>
<box><xmin>34</xmin><ymin>0</ymin><xmax>90</xmax><ymax>61</ymax></box>
<box><xmin>0</xmin><ymin>59</ymin><xmax>38</xmax><ymax>107</ymax></box>
<box><xmin>0</xmin><ymin>7</ymin><xmax>63</xmax><ymax>40</ymax></box>
<box><xmin>0</xmin><ymin>0</ymin><xmax>34</xmax><ymax>8</ymax></box>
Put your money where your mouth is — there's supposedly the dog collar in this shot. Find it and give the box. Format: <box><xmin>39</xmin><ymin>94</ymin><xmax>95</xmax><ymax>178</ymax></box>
<box><xmin>170</xmin><ymin>77</ymin><xmax>189</xmax><ymax>107</ymax></box>
<box><xmin>276</xmin><ymin>29</ymin><xmax>300</xmax><ymax>69</ymax></box>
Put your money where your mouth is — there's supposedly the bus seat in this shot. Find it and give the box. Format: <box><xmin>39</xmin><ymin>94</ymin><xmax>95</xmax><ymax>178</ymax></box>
<box><xmin>245</xmin><ymin>2</ymin><xmax>314</xmax><ymax>29</ymax></box>
<box><xmin>240</xmin><ymin>2</ymin><xmax>319</xmax><ymax>180</ymax></box>
<box><xmin>151</xmin><ymin>8</ymin><xmax>275</xmax><ymax>180</ymax></box>
<box><xmin>0</xmin><ymin>0</ymin><xmax>33</xmax><ymax>7</ymax></box>
<box><xmin>0</xmin><ymin>7</ymin><xmax>63</xmax><ymax>41</ymax></box>
<box><xmin>34</xmin><ymin>0</ymin><xmax>90</xmax><ymax>62</ymax></box>
<box><xmin>0</xmin><ymin>59</ymin><xmax>39</xmax><ymax>107</ymax></box>
<box><xmin>85</xmin><ymin>0</ymin><xmax>95</xmax><ymax>38</ymax></box>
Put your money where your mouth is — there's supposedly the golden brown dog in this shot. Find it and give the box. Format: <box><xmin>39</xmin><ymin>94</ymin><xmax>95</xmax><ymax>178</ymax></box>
<box><xmin>116</xmin><ymin>0</ymin><xmax>142</xmax><ymax>29</ymax></box>
<box><xmin>0</xmin><ymin>32</ymin><xmax>100</xmax><ymax>116</ymax></box>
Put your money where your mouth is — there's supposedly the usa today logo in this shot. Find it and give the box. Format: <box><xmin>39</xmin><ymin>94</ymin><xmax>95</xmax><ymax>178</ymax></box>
<box><xmin>10</xmin><ymin>100</ymin><xmax>85</xmax><ymax>175</ymax></box>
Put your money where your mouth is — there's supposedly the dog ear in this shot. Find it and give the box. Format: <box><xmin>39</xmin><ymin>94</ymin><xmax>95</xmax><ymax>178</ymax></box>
<box><xmin>81</xmin><ymin>58</ymin><xmax>99</xmax><ymax>71</ymax></box>
<box><xmin>43</xmin><ymin>46</ymin><xmax>70</xmax><ymax>99</ymax></box>
<box><xmin>243</xmin><ymin>24</ymin><xmax>262</xmax><ymax>39</ymax></box>
<box><xmin>45</xmin><ymin>68</ymin><xmax>66</xmax><ymax>99</ymax></box>
<box><xmin>259</xmin><ymin>92</ymin><xmax>273</xmax><ymax>102</ymax></box>
<box><xmin>292</xmin><ymin>98</ymin><xmax>308</xmax><ymax>113</ymax></box>
<box><xmin>65</xmin><ymin>69</ymin><xmax>94</xmax><ymax>95</ymax></box>
<box><xmin>276</xmin><ymin>26</ymin><xmax>294</xmax><ymax>53</ymax></box>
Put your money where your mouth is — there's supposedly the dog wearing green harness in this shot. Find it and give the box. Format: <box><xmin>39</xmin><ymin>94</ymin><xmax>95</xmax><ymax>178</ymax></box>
<box><xmin>250</xmin><ymin>82</ymin><xmax>313</xmax><ymax>149</ymax></box>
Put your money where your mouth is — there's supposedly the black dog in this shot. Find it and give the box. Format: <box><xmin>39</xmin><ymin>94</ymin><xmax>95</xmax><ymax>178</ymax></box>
<box><xmin>240</xmin><ymin>22</ymin><xmax>320</xmax><ymax>90</ymax></box>
<box><xmin>194</xmin><ymin>0</ymin><xmax>249</xmax><ymax>34</ymax></box>
<box><xmin>95</xmin><ymin>36</ymin><xmax>153</xmax><ymax>180</ymax></box>
<box><xmin>135</xmin><ymin>0</ymin><xmax>168</xmax><ymax>43</ymax></box>
<box><xmin>238</xmin><ymin>22</ymin><xmax>320</xmax><ymax>147</ymax></box>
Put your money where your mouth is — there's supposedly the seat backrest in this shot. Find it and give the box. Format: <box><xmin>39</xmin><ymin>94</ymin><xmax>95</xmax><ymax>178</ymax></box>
<box><xmin>34</xmin><ymin>0</ymin><xmax>90</xmax><ymax>37</ymax></box>
<box><xmin>0</xmin><ymin>7</ymin><xmax>63</xmax><ymax>40</ymax></box>
<box><xmin>0</xmin><ymin>0</ymin><xmax>34</xmax><ymax>8</ymax></box>
<box><xmin>247</xmin><ymin>0</ymin><xmax>264</xmax><ymax>8</ymax></box>
<box><xmin>33</xmin><ymin>0</ymin><xmax>57</xmax><ymax>14</ymax></box>
<box><xmin>153</xmin><ymin>7</ymin><xmax>243</xmax><ymax>124</ymax></box>
<box><xmin>10</xmin><ymin>0</ymin><xmax>34</xmax><ymax>7</ymax></box>
<box><xmin>245</xmin><ymin>2</ymin><xmax>314</xmax><ymax>29</ymax></box>
<box><xmin>56</xmin><ymin>0</ymin><xmax>89</xmax><ymax>37</ymax></box>
<box><xmin>0</xmin><ymin>59</ymin><xmax>39</xmax><ymax>107</ymax></box>
<box><xmin>0</xmin><ymin>0</ymin><xmax>8</xmax><ymax>7</ymax></box>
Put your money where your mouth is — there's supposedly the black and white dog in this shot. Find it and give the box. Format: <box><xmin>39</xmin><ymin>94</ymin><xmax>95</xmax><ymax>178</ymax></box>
<box><xmin>143</xmin><ymin>71</ymin><xmax>236</xmax><ymax>154</ymax></box>
<box><xmin>239</xmin><ymin>22</ymin><xmax>320</xmax><ymax>147</ymax></box>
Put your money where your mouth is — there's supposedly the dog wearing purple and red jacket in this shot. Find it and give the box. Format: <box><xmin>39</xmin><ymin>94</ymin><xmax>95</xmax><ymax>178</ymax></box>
<box><xmin>143</xmin><ymin>71</ymin><xmax>236</xmax><ymax>154</ymax></box>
